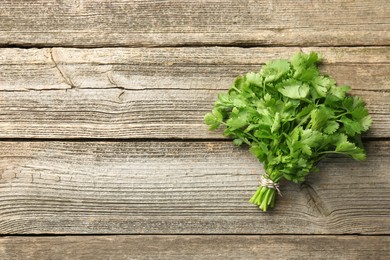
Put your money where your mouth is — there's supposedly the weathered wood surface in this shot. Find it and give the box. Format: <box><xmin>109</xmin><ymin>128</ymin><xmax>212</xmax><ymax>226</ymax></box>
<box><xmin>0</xmin><ymin>47</ymin><xmax>388</xmax><ymax>138</ymax></box>
<box><xmin>0</xmin><ymin>0</ymin><xmax>389</xmax><ymax>47</ymax></box>
<box><xmin>0</xmin><ymin>0</ymin><xmax>388</xmax><ymax>258</ymax></box>
<box><xmin>0</xmin><ymin>140</ymin><xmax>388</xmax><ymax>234</ymax></box>
<box><xmin>1</xmin><ymin>235</ymin><xmax>389</xmax><ymax>260</ymax></box>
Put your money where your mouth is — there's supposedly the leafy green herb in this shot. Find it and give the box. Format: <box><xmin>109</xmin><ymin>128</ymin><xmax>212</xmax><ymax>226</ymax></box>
<box><xmin>204</xmin><ymin>52</ymin><xmax>372</xmax><ymax>211</ymax></box>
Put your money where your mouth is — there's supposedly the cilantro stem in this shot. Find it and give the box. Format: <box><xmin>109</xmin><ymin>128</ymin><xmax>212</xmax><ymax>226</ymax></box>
<box><xmin>242</xmin><ymin>132</ymin><xmax>261</xmax><ymax>145</ymax></box>
<box><xmin>293</xmin><ymin>113</ymin><xmax>311</xmax><ymax>131</ymax></box>
<box><xmin>241</xmin><ymin>138</ymin><xmax>252</xmax><ymax>146</ymax></box>
<box><xmin>231</xmin><ymin>86</ymin><xmax>242</xmax><ymax>93</ymax></box>
<box><xmin>318</xmin><ymin>151</ymin><xmax>344</xmax><ymax>155</ymax></box>
<box><xmin>335</xmin><ymin>112</ymin><xmax>349</xmax><ymax>118</ymax></box>
<box><xmin>302</xmin><ymin>98</ymin><xmax>313</xmax><ymax>104</ymax></box>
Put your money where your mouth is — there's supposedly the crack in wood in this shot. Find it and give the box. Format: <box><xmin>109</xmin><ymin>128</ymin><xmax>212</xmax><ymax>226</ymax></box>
<box><xmin>49</xmin><ymin>48</ymin><xmax>77</xmax><ymax>89</ymax></box>
<box><xmin>300</xmin><ymin>182</ymin><xmax>332</xmax><ymax>218</ymax></box>
<box><xmin>106</xmin><ymin>71</ymin><xmax>126</xmax><ymax>91</ymax></box>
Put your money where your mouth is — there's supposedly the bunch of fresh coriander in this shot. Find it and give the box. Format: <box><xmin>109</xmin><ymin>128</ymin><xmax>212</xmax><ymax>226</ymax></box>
<box><xmin>204</xmin><ymin>52</ymin><xmax>371</xmax><ymax>211</ymax></box>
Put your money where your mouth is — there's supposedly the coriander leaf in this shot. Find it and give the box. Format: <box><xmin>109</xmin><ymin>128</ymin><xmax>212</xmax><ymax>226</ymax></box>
<box><xmin>336</xmin><ymin>141</ymin><xmax>366</xmax><ymax>161</ymax></box>
<box><xmin>298</xmin><ymin>66</ymin><xmax>319</xmax><ymax>82</ymax></box>
<box><xmin>301</xmin><ymin>144</ymin><xmax>312</xmax><ymax>156</ymax></box>
<box><xmin>311</xmin><ymin>76</ymin><xmax>334</xmax><ymax>97</ymax></box>
<box><xmin>216</xmin><ymin>93</ymin><xmax>231</xmax><ymax>107</ymax></box>
<box><xmin>232</xmin><ymin>96</ymin><xmax>247</xmax><ymax>107</ymax></box>
<box><xmin>330</xmin><ymin>85</ymin><xmax>351</xmax><ymax>100</ymax></box>
<box><xmin>340</xmin><ymin>116</ymin><xmax>365</xmax><ymax>136</ymax></box>
<box><xmin>359</xmin><ymin>115</ymin><xmax>372</xmax><ymax>132</ymax></box>
<box><xmin>204</xmin><ymin>51</ymin><xmax>371</xmax><ymax>212</ymax></box>
<box><xmin>323</xmin><ymin>121</ymin><xmax>339</xmax><ymax>134</ymax></box>
<box><xmin>277</xmin><ymin>80</ymin><xmax>310</xmax><ymax>99</ymax></box>
<box><xmin>300</xmin><ymin>129</ymin><xmax>323</xmax><ymax>147</ymax></box>
<box><xmin>350</xmin><ymin>106</ymin><xmax>368</xmax><ymax>120</ymax></box>
<box><xmin>291</xmin><ymin>51</ymin><xmax>320</xmax><ymax>69</ymax></box>
<box><xmin>261</xmin><ymin>59</ymin><xmax>290</xmax><ymax>82</ymax></box>
<box><xmin>271</xmin><ymin>112</ymin><xmax>281</xmax><ymax>133</ymax></box>
<box><xmin>245</xmin><ymin>72</ymin><xmax>262</xmax><ymax>86</ymax></box>
<box><xmin>204</xmin><ymin>113</ymin><xmax>220</xmax><ymax>130</ymax></box>
<box><xmin>226</xmin><ymin>117</ymin><xmax>247</xmax><ymax>130</ymax></box>
<box><xmin>226</xmin><ymin>110</ymin><xmax>249</xmax><ymax>130</ymax></box>
<box><xmin>310</xmin><ymin>106</ymin><xmax>334</xmax><ymax>131</ymax></box>
<box><xmin>204</xmin><ymin>108</ymin><xmax>223</xmax><ymax>130</ymax></box>
<box><xmin>254</xmin><ymin>129</ymin><xmax>273</xmax><ymax>140</ymax></box>
<box><xmin>233</xmin><ymin>138</ymin><xmax>243</xmax><ymax>146</ymax></box>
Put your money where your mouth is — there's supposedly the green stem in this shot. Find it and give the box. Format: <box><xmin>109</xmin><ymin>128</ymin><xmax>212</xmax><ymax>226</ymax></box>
<box><xmin>249</xmin><ymin>169</ymin><xmax>282</xmax><ymax>211</ymax></box>
<box><xmin>249</xmin><ymin>186</ymin><xmax>278</xmax><ymax>212</ymax></box>
<box><xmin>231</xmin><ymin>86</ymin><xmax>242</xmax><ymax>93</ymax></box>
<box><xmin>294</xmin><ymin>113</ymin><xmax>311</xmax><ymax>131</ymax></box>
<box><xmin>335</xmin><ymin>112</ymin><xmax>349</xmax><ymax>118</ymax></box>
<box><xmin>243</xmin><ymin>132</ymin><xmax>261</xmax><ymax>145</ymax></box>
<box><xmin>318</xmin><ymin>151</ymin><xmax>345</xmax><ymax>155</ymax></box>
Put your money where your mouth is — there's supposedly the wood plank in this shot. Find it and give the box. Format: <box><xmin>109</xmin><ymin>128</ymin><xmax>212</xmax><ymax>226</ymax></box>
<box><xmin>0</xmin><ymin>141</ymin><xmax>388</xmax><ymax>234</ymax></box>
<box><xmin>0</xmin><ymin>0</ymin><xmax>389</xmax><ymax>47</ymax></box>
<box><xmin>0</xmin><ymin>235</ymin><xmax>389</xmax><ymax>259</ymax></box>
<box><xmin>0</xmin><ymin>47</ymin><xmax>388</xmax><ymax>138</ymax></box>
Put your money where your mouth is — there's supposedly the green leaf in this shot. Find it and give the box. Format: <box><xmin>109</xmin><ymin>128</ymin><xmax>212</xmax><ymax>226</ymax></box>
<box><xmin>311</xmin><ymin>106</ymin><xmax>334</xmax><ymax>131</ymax></box>
<box><xmin>325</xmin><ymin>94</ymin><xmax>341</xmax><ymax>107</ymax></box>
<box><xmin>204</xmin><ymin>108</ymin><xmax>224</xmax><ymax>130</ymax></box>
<box><xmin>263</xmin><ymin>93</ymin><xmax>272</xmax><ymax>102</ymax></box>
<box><xmin>277</xmin><ymin>80</ymin><xmax>310</xmax><ymax>99</ymax></box>
<box><xmin>359</xmin><ymin>115</ymin><xmax>372</xmax><ymax>132</ymax></box>
<box><xmin>295</xmin><ymin>104</ymin><xmax>315</xmax><ymax>119</ymax></box>
<box><xmin>227</xmin><ymin>117</ymin><xmax>247</xmax><ymax>130</ymax></box>
<box><xmin>349</xmin><ymin>106</ymin><xmax>367</xmax><ymax>119</ymax></box>
<box><xmin>261</xmin><ymin>59</ymin><xmax>290</xmax><ymax>83</ymax></box>
<box><xmin>350</xmin><ymin>96</ymin><xmax>365</xmax><ymax>110</ymax></box>
<box><xmin>250</xmin><ymin>143</ymin><xmax>269</xmax><ymax>161</ymax></box>
<box><xmin>204</xmin><ymin>112</ymin><xmax>220</xmax><ymax>130</ymax></box>
<box><xmin>254</xmin><ymin>129</ymin><xmax>273</xmax><ymax>140</ymax></box>
<box><xmin>323</xmin><ymin>121</ymin><xmax>339</xmax><ymax>134</ymax></box>
<box><xmin>226</xmin><ymin>110</ymin><xmax>249</xmax><ymax>130</ymax></box>
<box><xmin>291</xmin><ymin>52</ymin><xmax>320</xmax><ymax>69</ymax></box>
<box><xmin>271</xmin><ymin>112</ymin><xmax>281</xmax><ymax>133</ymax></box>
<box><xmin>311</xmin><ymin>76</ymin><xmax>335</xmax><ymax>97</ymax></box>
<box><xmin>213</xmin><ymin>108</ymin><xmax>223</xmax><ymax>121</ymax></box>
<box><xmin>245</xmin><ymin>72</ymin><xmax>262</xmax><ymax>86</ymax></box>
<box><xmin>233</xmin><ymin>138</ymin><xmax>243</xmax><ymax>146</ymax></box>
<box><xmin>331</xmin><ymin>133</ymin><xmax>348</xmax><ymax>146</ymax></box>
<box><xmin>330</xmin><ymin>85</ymin><xmax>351</xmax><ymax>100</ymax></box>
<box><xmin>290</xmin><ymin>127</ymin><xmax>301</xmax><ymax>143</ymax></box>
<box><xmin>216</xmin><ymin>93</ymin><xmax>231</xmax><ymax>106</ymax></box>
<box><xmin>232</xmin><ymin>97</ymin><xmax>247</xmax><ymax>107</ymax></box>
<box><xmin>283</xmin><ymin>173</ymin><xmax>293</xmax><ymax>181</ymax></box>
<box><xmin>301</xmin><ymin>144</ymin><xmax>312</xmax><ymax>155</ymax></box>
<box><xmin>298</xmin><ymin>66</ymin><xmax>319</xmax><ymax>82</ymax></box>
<box><xmin>291</xmin><ymin>52</ymin><xmax>320</xmax><ymax>81</ymax></box>
<box><xmin>301</xmin><ymin>129</ymin><xmax>323</xmax><ymax>147</ymax></box>
<box><xmin>340</xmin><ymin>116</ymin><xmax>364</xmax><ymax>136</ymax></box>
<box><xmin>336</xmin><ymin>141</ymin><xmax>366</xmax><ymax>160</ymax></box>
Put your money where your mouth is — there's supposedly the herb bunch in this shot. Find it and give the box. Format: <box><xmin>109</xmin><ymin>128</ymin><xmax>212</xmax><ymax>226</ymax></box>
<box><xmin>204</xmin><ymin>52</ymin><xmax>371</xmax><ymax>211</ymax></box>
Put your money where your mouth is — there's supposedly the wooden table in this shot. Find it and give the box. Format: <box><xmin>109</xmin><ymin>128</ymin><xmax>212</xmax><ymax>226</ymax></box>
<box><xmin>0</xmin><ymin>1</ymin><xmax>389</xmax><ymax>259</ymax></box>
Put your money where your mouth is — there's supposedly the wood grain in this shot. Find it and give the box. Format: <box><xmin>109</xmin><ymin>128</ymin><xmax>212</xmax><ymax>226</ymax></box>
<box><xmin>0</xmin><ymin>47</ymin><xmax>388</xmax><ymax>139</ymax></box>
<box><xmin>0</xmin><ymin>235</ymin><xmax>389</xmax><ymax>260</ymax></box>
<box><xmin>0</xmin><ymin>0</ymin><xmax>389</xmax><ymax>47</ymax></box>
<box><xmin>0</xmin><ymin>140</ymin><xmax>388</xmax><ymax>234</ymax></box>
<box><xmin>1</xmin><ymin>0</ymin><xmax>388</xmax><ymax>255</ymax></box>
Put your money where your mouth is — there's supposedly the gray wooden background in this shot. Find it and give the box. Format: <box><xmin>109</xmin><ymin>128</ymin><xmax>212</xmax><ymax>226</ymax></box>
<box><xmin>0</xmin><ymin>1</ymin><xmax>389</xmax><ymax>259</ymax></box>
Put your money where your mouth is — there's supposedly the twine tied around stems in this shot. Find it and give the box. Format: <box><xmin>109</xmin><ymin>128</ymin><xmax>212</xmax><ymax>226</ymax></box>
<box><xmin>259</xmin><ymin>174</ymin><xmax>282</xmax><ymax>196</ymax></box>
